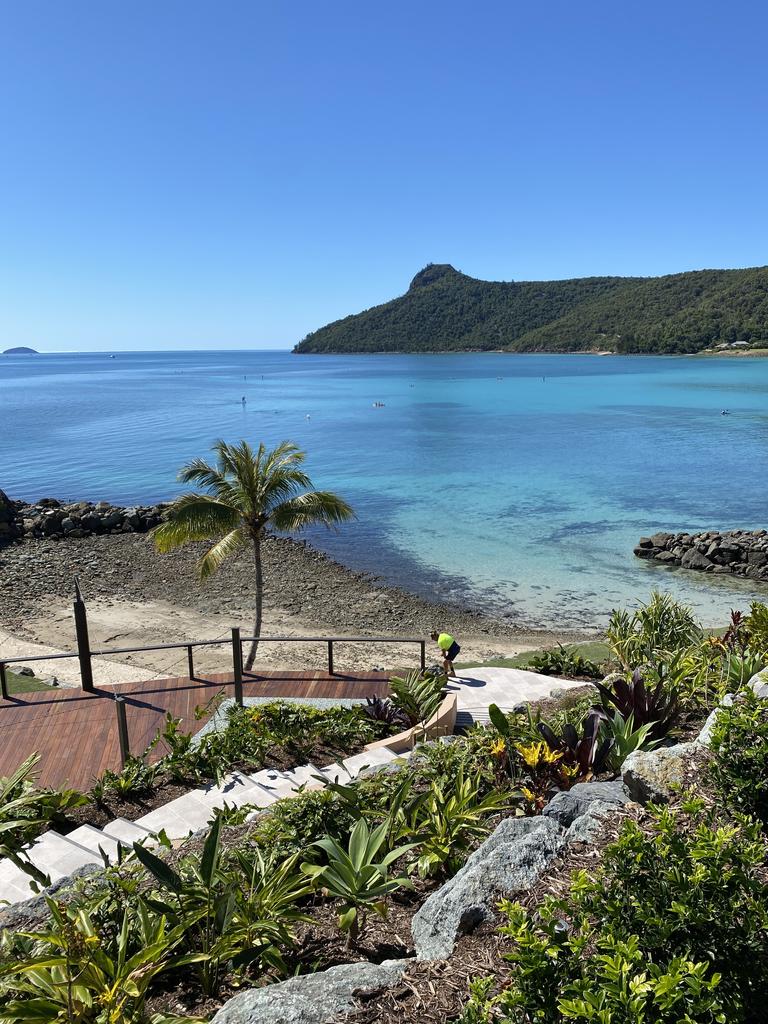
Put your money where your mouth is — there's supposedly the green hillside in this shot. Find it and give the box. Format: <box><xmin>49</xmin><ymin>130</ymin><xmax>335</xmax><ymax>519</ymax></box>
<box><xmin>294</xmin><ymin>263</ymin><xmax>768</xmax><ymax>354</ymax></box>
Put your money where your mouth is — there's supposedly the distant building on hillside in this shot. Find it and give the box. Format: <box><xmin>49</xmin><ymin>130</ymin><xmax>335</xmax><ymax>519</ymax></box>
<box><xmin>730</xmin><ymin>340</ymin><xmax>750</xmax><ymax>348</ymax></box>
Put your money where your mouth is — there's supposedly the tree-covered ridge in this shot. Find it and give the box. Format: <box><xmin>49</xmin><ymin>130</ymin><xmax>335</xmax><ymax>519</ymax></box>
<box><xmin>294</xmin><ymin>263</ymin><xmax>768</xmax><ymax>353</ymax></box>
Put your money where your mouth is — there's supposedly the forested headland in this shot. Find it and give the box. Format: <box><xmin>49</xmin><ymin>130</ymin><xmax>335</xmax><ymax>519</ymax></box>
<box><xmin>294</xmin><ymin>263</ymin><xmax>768</xmax><ymax>354</ymax></box>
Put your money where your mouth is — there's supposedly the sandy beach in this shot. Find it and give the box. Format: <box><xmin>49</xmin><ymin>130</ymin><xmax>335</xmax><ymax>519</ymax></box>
<box><xmin>0</xmin><ymin>532</ymin><xmax>587</xmax><ymax>683</ymax></box>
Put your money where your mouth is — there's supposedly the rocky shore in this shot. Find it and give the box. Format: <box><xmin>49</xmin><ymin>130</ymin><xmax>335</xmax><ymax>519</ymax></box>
<box><xmin>0</xmin><ymin>493</ymin><xmax>577</xmax><ymax>675</ymax></box>
<box><xmin>0</xmin><ymin>491</ymin><xmax>164</xmax><ymax>543</ymax></box>
<box><xmin>634</xmin><ymin>529</ymin><xmax>768</xmax><ymax>583</ymax></box>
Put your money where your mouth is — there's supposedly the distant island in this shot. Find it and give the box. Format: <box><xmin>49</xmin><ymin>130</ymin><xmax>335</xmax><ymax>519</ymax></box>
<box><xmin>2</xmin><ymin>346</ymin><xmax>38</xmax><ymax>355</ymax></box>
<box><xmin>294</xmin><ymin>263</ymin><xmax>768</xmax><ymax>354</ymax></box>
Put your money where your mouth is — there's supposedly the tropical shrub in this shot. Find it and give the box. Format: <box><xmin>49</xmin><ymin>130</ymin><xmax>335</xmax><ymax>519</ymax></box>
<box><xmin>528</xmin><ymin>643</ymin><xmax>603</xmax><ymax>680</ymax></box>
<box><xmin>707</xmin><ymin>687</ymin><xmax>768</xmax><ymax>828</ymax></box>
<box><xmin>396</xmin><ymin>767</ymin><xmax>509</xmax><ymax>877</ymax></box>
<box><xmin>538</xmin><ymin>711</ymin><xmax>613</xmax><ymax>781</ymax></box>
<box><xmin>0</xmin><ymin>754</ymin><xmax>87</xmax><ymax>877</ymax></box>
<box><xmin>593</xmin><ymin>667</ymin><xmax>678</xmax><ymax>740</ymax></box>
<box><xmin>302</xmin><ymin>817</ymin><xmax>414</xmax><ymax>948</ymax></box>
<box><xmin>389</xmin><ymin>669</ymin><xmax>446</xmax><ymax>726</ymax></box>
<box><xmin>458</xmin><ymin>805</ymin><xmax>768</xmax><ymax>1023</ymax></box>
<box><xmin>364</xmin><ymin>694</ymin><xmax>407</xmax><ymax>727</ymax></box>
<box><xmin>0</xmin><ymin>896</ymin><xmax>195</xmax><ymax>1024</ymax></box>
<box><xmin>606</xmin><ymin>591</ymin><xmax>701</xmax><ymax>671</ymax></box>
<box><xmin>133</xmin><ymin>816</ymin><xmax>309</xmax><ymax>995</ymax></box>
<box><xmin>92</xmin><ymin>754</ymin><xmax>160</xmax><ymax>801</ymax></box>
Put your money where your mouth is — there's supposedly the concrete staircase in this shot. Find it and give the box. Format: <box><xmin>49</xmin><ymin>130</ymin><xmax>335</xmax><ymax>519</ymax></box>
<box><xmin>0</xmin><ymin>746</ymin><xmax>407</xmax><ymax>906</ymax></box>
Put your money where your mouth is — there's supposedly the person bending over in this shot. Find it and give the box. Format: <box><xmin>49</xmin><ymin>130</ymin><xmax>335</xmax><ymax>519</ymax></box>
<box><xmin>431</xmin><ymin>630</ymin><xmax>460</xmax><ymax>677</ymax></box>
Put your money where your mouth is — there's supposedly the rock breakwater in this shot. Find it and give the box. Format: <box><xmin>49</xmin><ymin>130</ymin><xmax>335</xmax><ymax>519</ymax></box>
<box><xmin>634</xmin><ymin>529</ymin><xmax>768</xmax><ymax>583</ymax></box>
<box><xmin>0</xmin><ymin>492</ymin><xmax>165</xmax><ymax>545</ymax></box>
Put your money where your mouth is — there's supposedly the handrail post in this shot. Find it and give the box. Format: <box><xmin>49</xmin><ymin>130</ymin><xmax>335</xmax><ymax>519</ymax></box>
<box><xmin>327</xmin><ymin>639</ymin><xmax>334</xmax><ymax>676</ymax></box>
<box><xmin>0</xmin><ymin>663</ymin><xmax>8</xmax><ymax>701</ymax></box>
<box><xmin>187</xmin><ymin>644</ymin><xmax>195</xmax><ymax>680</ymax></box>
<box><xmin>420</xmin><ymin>640</ymin><xmax>426</xmax><ymax>671</ymax></box>
<box><xmin>73</xmin><ymin>579</ymin><xmax>94</xmax><ymax>693</ymax></box>
<box><xmin>231</xmin><ymin>628</ymin><xmax>244</xmax><ymax>706</ymax></box>
<box><xmin>114</xmin><ymin>696</ymin><xmax>130</xmax><ymax>767</ymax></box>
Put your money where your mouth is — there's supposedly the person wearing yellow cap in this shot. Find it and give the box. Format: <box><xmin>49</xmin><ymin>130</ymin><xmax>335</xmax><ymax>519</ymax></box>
<box><xmin>430</xmin><ymin>630</ymin><xmax>460</xmax><ymax>677</ymax></box>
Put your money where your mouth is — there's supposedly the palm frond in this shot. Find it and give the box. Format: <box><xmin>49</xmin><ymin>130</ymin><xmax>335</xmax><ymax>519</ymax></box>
<box><xmin>151</xmin><ymin>495</ymin><xmax>241</xmax><ymax>552</ymax></box>
<box><xmin>269</xmin><ymin>491</ymin><xmax>355</xmax><ymax>533</ymax></box>
<box><xmin>197</xmin><ymin>528</ymin><xmax>249</xmax><ymax>579</ymax></box>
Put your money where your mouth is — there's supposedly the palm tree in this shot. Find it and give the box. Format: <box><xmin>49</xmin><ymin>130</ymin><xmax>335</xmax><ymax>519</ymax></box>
<box><xmin>152</xmin><ymin>439</ymin><xmax>354</xmax><ymax>670</ymax></box>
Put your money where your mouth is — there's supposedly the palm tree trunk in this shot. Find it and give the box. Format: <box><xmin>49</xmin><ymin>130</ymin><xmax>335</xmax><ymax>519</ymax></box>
<box><xmin>245</xmin><ymin>533</ymin><xmax>264</xmax><ymax>671</ymax></box>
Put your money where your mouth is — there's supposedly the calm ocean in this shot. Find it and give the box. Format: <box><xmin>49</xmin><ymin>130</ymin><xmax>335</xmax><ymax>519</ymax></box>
<box><xmin>2</xmin><ymin>350</ymin><xmax>767</xmax><ymax>629</ymax></box>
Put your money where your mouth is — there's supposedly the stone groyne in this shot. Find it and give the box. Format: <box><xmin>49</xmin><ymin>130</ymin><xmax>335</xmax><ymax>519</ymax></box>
<box><xmin>634</xmin><ymin>529</ymin><xmax>768</xmax><ymax>583</ymax></box>
<box><xmin>0</xmin><ymin>490</ymin><xmax>166</xmax><ymax>545</ymax></box>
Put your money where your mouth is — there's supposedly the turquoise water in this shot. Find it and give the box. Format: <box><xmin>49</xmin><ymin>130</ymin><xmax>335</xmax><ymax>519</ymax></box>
<box><xmin>2</xmin><ymin>350</ymin><xmax>767</xmax><ymax>629</ymax></box>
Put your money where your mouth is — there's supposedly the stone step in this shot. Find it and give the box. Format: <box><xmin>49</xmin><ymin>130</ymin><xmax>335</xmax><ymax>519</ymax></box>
<box><xmin>319</xmin><ymin>746</ymin><xmax>400</xmax><ymax>784</ymax></box>
<box><xmin>101</xmin><ymin>817</ymin><xmax>156</xmax><ymax>847</ymax></box>
<box><xmin>249</xmin><ymin>766</ymin><xmax>295</xmax><ymax>797</ymax></box>
<box><xmin>248</xmin><ymin>763</ymin><xmax>321</xmax><ymax>796</ymax></box>
<box><xmin>136</xmin><ymin>801</ymin><xmax>205</xmax><ymax>841</ymax></box>
<box><xmin>197</xmin><ymin>771</ymin><xmax>277</xmax><ymax>809</ymax></box>
<box><xmin>21</xmin><ymin>830</ymin><xmax>100</xmax><ymax>881</ymax></box>
<box><xmin>65</xmin><ymin>824</ymin><xmax>122</xmax><ymax>862</ymax></box>
<box><xmin>0</xmin><ymin>857</ymin><xmax>39</xmax><ymax>904</ymax></box>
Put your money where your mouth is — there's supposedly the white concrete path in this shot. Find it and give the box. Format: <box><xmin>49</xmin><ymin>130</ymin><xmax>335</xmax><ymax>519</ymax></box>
<box><xmin>448</xmin><ymin>666</ymin><xmax>589</xmax><ymax>727</ymax></box>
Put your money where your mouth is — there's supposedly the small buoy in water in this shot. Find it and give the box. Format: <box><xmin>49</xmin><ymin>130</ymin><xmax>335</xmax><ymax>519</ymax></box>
<box><xmin>242</xmin><ymin>396</ymin><xmax>246</xmax><ymax>404</ymax></box>
<box><xmin>721</xmin><ymin>409</ymin><xmax>730</xmax><ymax>415</ymax></box>
<box><xmin>306</xmin><ymin>414</ymin><xmax>311</xmax><ymax>419</ymax></box>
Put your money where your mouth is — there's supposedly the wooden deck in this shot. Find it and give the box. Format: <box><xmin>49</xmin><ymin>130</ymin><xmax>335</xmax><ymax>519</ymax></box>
<box><xmin>0</xmin><ymin>670</ymin><xmax>389</xmax><ymax>791</ymax></box>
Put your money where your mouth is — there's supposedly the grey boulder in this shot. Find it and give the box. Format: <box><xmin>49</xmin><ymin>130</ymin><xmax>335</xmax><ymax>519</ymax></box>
<box><xmin>411</xmin><ymin>815</ymin><xmax>564</xmax><ymax>961</ymax></box>
<box><xmin>542</xmin><ymin>781</ymin><xmax>630</xmax><ymax>827</ymax></box>
<box><xmin>622</xmin><ymin>743</ymin><xmax>697</xmax><ymax>805</ymax></box>
<box><xmin>567</xmin><ymin>800</ymin><xmax>622</xmax><ymax>844</ymax></box>
<box><xmin>211</xmin><ymin>959</ymin><xmax>408</xmax><ymax>1024</ymax></box>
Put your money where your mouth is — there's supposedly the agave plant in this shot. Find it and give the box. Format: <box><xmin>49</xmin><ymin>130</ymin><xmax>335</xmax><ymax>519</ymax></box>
<box><xmin>302</xmin><ymin>817</ymin><xmax>415</xmax><ymax>948</ymax></box>
<box><xmin>538</xmin><ymin>711</ymin><xmax>613</xmax><ymax>781</ymax></box>
<box><xmin>594</xmin><ymin>667</ymin><xmax>678</xmax><ymax>741</ymax></box>
<box><xmin>600</xmin><ymin>710</ymin><xmax>662</xmax><ymax>772</ymax></box>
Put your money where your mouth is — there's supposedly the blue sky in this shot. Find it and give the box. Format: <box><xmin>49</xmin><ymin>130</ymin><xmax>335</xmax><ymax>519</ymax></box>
<box><xmin>1</xmin><ymin>1</ymin><xmax>766</xmax><ymax>351</ymax></box>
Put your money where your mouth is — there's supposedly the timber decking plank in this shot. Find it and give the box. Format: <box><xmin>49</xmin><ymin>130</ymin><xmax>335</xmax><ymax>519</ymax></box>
<box><xmin>0</xmin><ymin>668</ymin><xmax>389</xmax><ymax>789</ymax></box>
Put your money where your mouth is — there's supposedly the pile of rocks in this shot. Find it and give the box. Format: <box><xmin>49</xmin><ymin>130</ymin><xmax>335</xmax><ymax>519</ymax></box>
<box><xmin>634</xmin><ymin>529</ymin><xmax>768</xmax><ymax>583</ymax></box>
<box><xmin>0</xmin><ymin>495</ymin><xmax>167</xmax><ymax>545</ymax></box>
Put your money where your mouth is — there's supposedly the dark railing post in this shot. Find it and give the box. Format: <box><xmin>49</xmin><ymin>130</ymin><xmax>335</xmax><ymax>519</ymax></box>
<box><xmin>114</xmin><ymin>696</ymin><xmax>130</xmax><ymax>766</ymax></box>
<box><xmin>420</xmin><ymin>640</ymin><xmax>426</xmax><ymax>671</ymax></box>
<box><xmin>231</xmin><ymin>628</ymin><xmax>244</xmax><ymax>706</ymax></box>
<box><xmin>73</xmin><ymin>579</ymin><xmax>94</xmax><ymax>693</ymax></box>
<box><xmin>187</xmin><ymin>644</ymin><xmax>195</xmax><ymax>680</ymax></box>
<box><xmin>0</xmin><ymin>663</ymin><xmax>8</xmax><ymax>701</ymax></box>
<box><xmin>327</xmin><ymin>640</ymin><xmax>334</xmax><ymax>676</ymax></box>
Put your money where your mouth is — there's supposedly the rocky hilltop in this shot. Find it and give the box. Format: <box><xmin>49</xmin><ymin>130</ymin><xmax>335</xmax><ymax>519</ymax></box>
<box><xmin>635</xmin><ymin>529</ymin><xmax>768</xmax><ymax>583</ymax></box>
<box><xmin>294</xmin><ymin>262</ymin><xmax>768</xmax><ymax>354</ymax></box>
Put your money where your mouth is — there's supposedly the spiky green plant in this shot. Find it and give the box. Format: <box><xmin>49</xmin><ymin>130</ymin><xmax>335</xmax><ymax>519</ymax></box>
<box><xmin>152</xmin><ymin>440</ymin><xmax>354</xmax><ymax>669</ymax></box>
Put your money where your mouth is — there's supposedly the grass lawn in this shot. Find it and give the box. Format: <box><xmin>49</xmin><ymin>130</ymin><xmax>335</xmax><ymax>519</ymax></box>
<box><xmin>3</xmin><ymin>669</ymin><xmax>54</xmax><ymax>695</ymax></box>
<box><xmin>457</xmin><ymin>640</ymin><xmax>611</xmax><ymax>671</ymax></box>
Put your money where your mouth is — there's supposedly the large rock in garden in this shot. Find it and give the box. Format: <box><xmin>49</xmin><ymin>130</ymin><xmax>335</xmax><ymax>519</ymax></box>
<box><xmin>411</xmin><ymin>815</ymin><xmax>564</xmax><ymax>960</ymax></box>
<box><xmin>567</xmin><ymin>800</ymin><xmax>622</xmax><ymax>844</ymax></box>
<box><xmin>211</xmin><ymin>959</ymin><xmax>407</xmax><ymax>1024</ymax></box>
<box><xmin>542</xmin><ymin>781</ymin><xmax>630</xmax><ymax>827</ymax></box>
<box><xmin>622</xmin><ymin>743</ymin><xmax>697</xmax><ymax>804</ymax></box>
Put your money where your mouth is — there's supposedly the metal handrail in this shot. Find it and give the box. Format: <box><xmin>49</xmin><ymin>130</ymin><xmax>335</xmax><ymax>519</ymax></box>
<box><xmin>0</xmin><ymin>633</ymin><xmax>427</xmax><ymax>699</ymax></box>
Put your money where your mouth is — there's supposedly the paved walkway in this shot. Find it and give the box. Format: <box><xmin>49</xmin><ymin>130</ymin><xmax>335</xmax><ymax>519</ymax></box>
<box><xmin>448</xmin><ymin>666</ymin><xmax>587</xmax><ymax>727</ymax></box>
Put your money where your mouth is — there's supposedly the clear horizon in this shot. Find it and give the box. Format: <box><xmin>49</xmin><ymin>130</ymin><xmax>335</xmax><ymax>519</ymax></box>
<box><xmin>2</xmin><ymin>1</ymin><xmax>767</xmax><ymax>352</ymax></box>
